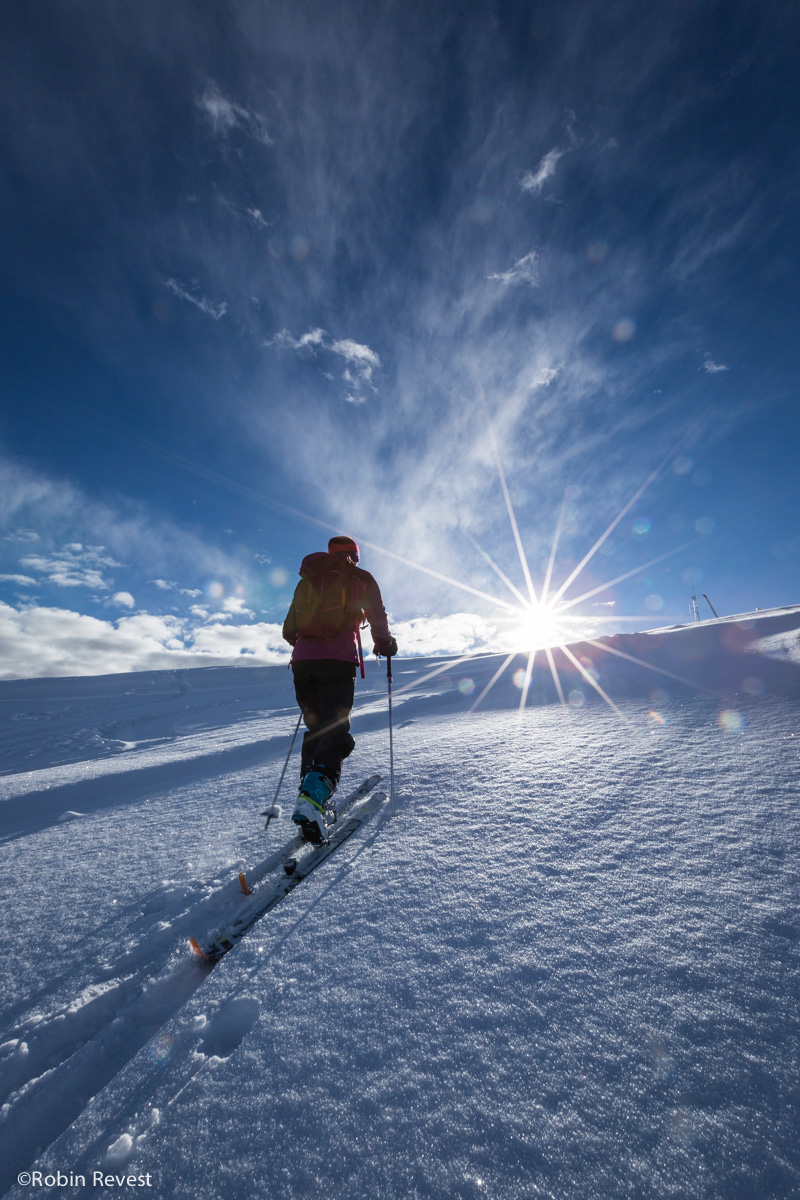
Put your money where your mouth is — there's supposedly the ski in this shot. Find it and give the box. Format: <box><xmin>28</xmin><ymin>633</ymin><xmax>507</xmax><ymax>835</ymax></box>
<box><xmin>190</xmin><ymin>788</ymin><xmax>387</xmax><ymax>964</ymax></box>
<box><xmin>235</xmin><ymin>773</ymin><xmax>383</xmax><ymax>896</ymax></box>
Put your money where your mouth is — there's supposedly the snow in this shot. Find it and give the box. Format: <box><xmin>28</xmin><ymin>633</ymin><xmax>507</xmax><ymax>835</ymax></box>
<box><xmin>1</xmin><ymin>610</ymin><xmax>799</xmax><ymax>1199</ymax></box>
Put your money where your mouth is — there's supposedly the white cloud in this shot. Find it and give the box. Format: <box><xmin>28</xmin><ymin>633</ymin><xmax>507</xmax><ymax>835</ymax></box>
<box><xmin>0</xmin><ymin>594</ymin><xmax>610</xmax><ymax>679</ymax></box>
<box><xmin>0</xmin><ymin>601</ymin><xmax>290</xmax><ymax>679</ymax></box>
<box><xmin>269</xmin><ymin>327</ymin><xmax>381</xmax><ymax>403</ymax></box>
<box><xmin>164</xmin><ymin>278</ymin><xmax>227</xmax><ymax>321</ymax></box>
<box><xmin>188</xmin><ymin>597</ymin><xmax>255</xmax><ymax>623</ymax></box>
<box><xmin>112</xmin><ymin>591</ymin><xmax>135</xmax><ymax>608</ymax></box>
<box><xmin>330</xmin><ymin>338</ymin><xmax>381</xmax><ymax>372</ymax></box>
<box><xmin>152</xmin><ymin>579</ymin><xmax>203</xmax><ymax>599</ymax></box>
<box><xmin>702</xmin><ymin>357</ymin><xmax>729</xmax><ymax>374</ymax></box>
<box><xmin>221</xmin><ymin>596</ymin><xmax>255</xmax><ymax>618</ymax></box>
<box><xmin>0</xmin><ymin>574</ymin><xmax>36</xmax><ymax>586</ymax></box>
<box><xmin>392</xmin><ymin>614</ymin><xmax>500</xmax><ymax>657</ymax></box>
<box><xmin>198</xmin><ymin>85</ymin><xmax>240</xmax><ymax>135</ymax></box>
<box><xmin>331</xmin><ymin>338</ymin><xmax>381</xmax><ymax>404</ymax></box>
<box><xmin>196</xmin><ymin>82</ymin><xmax>273</xmax><ymax>146</ymax></box>
<box><xmin>297</xmin><ymin>328</ymin><xmax>328</xmax><ymax>349</ymax></box>
<box><xmin>530</xmin><ymin>366</ymin><xmax>560</xmax><ymax>388</ymax></box>
<box><xmin>0</xmin><ymin>603</ymin><xmax>178</xmax><ymax>678</ymax></box>
<box><xmin>245</xmin><ymin>207</ymin><xmax>273</xmax><ymax>230</ymax></box>
<box><xmin>521</xmin><ymin>148</ymin><xmax>565</xmax><ymax>194</ymax></box>
<box><xmin>116</xmin><ymin>612</ymin><xmax>186</xmax><ymax>651</ymax></box>
<box><xmin>189</xmin><ymin>622</ymin><xmax>287</xmax><ymax>658</ymax></box>
<box><xmin>342</xmin><ymin>390</ymin><xmax>367</xmax><ymax>407</ymax></box>
<box><xmin>19</xmin><ymin>545</ymin><xmax>121</xmax><ymax>590</ymax></box>
<box><xmin>269</xmin><ymin>327</ymin><xmax>327</xmax><ymax>353</ymax></box>
<box><xmin>489</xmin><ymin>250</ymin><xmax>540</xmax><ymax>287</ymax></box>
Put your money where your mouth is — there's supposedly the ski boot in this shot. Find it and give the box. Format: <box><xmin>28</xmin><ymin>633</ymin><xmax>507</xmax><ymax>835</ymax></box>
<box><xmin>292</xmin><ymin>770</ymin><xmax>334</xmax><ymax>844</ymax></box>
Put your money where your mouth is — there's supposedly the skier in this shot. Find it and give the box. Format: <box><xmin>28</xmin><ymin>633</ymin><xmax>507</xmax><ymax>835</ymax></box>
<box><xmin>282</xmin><ymin>535</ymin><xmax>397</xmax><ymax>843</ymax></box>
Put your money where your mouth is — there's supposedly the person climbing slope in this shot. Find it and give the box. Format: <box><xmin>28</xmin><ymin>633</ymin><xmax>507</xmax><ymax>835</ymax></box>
<box><xmin>282</xmin><ymin>535</ymin><xmax>397</xmax><ymax>843</ymax></box>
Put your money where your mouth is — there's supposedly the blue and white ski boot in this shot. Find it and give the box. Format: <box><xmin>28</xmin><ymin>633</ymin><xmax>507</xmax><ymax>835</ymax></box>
<box><xmin>292</xmin><ymin>770</ymin><xmax>334</xmax><ymax>844</ymax></box>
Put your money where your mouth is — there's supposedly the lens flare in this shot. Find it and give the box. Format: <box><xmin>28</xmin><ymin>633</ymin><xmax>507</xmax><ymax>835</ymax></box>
<box><xmin>578</xmin><ymin>656</ymin><xmax>599</xmax><ymax>682</ymax></box>
<box><xmin>290</xmin><ymin>235</ymin><xmax>311</xmax><ymax>260</ymax></box>
<box><xmin>612</xmin><ymin>317</ymin><xmax>636</xmax><ymax>341</ymax></box>
<box><xmin>148</xmin><ymin>1032</ymin><xmax>175</xmax><ymax>1066</ymax></box>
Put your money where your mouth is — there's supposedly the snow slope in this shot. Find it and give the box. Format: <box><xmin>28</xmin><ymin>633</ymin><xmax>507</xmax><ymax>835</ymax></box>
<box><xmin>1</xmin><ymin>609</ymin><xmax>799</xmax><ymax>1199</ymax></box>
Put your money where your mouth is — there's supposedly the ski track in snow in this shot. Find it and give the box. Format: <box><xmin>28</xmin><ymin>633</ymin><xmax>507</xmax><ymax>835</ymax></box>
<box><xmin>0</xmin><ymin>613</ymin><xmax>799</xmax><ymax>1199</ymax></box>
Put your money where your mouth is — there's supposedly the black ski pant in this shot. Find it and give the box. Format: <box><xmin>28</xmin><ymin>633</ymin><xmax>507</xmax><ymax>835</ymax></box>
<box><xmin>291</xmin><ymin>660</ymin><xmax>357</xmax><ymax>790</ymax></box>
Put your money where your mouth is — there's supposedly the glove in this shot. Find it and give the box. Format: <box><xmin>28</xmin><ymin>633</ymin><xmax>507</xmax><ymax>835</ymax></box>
<box><xmin>373</xmin><ymin>637</ymin><xmax>398</xmax><ymax>658</ymax></box>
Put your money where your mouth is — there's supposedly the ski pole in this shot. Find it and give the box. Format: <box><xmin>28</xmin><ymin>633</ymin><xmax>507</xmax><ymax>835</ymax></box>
<box><xmin>355</xmin><ymin>621</ymin><xmax>366</xmax><ymax>679</ymax></box>
<box><xmin>263</xmin><ymin>712</ymin><xmax>302</xmax><ymax>830</ymax></box>
<box><xmin>387</xmin><ymin>653</ymin><xmax>395</xmax><ymax>817</ymax></box>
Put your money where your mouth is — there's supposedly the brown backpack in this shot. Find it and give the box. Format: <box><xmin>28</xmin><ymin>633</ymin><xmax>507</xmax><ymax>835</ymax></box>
<box><xmin>292</xmin><ymin>555</ymin><xmax>365</xmax><ymax>640</ymax></box>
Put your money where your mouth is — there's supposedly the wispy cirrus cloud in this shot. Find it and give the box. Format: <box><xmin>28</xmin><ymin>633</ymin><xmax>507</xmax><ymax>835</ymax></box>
<box><xmin>196</xmin><ymin>82</ymin><xmax>273</xmax><ymax>146</ymax></box>
<box><xmin>489</xmin><ymin>250</ymin><xmax>540</xmax><ymax>287</ymax></box>
<box><xmin>702</xmin><ymin>357</ymin><xmax>729</xmax><ymax>374</ymax></box>
<box><xmin>521</xmin><ymin>148</ymin><xmax>565</xmax><ymax>194</ymax></box>
<box><xmin>245</xmin><ymin>207</ymin><xmax>273</xmax><ymax>231</ymax></box>
<box><xmin>0</xmin><ymin>452</ymin><xmax>257</xmax><ymax>609</ymax></box>
<box><xmin>164</xmin><ymin>278</ymin><xmax>227</xmax><ymax>320</ymax></box>
<box><xmin>2</xmin><ymin>530</ymin><xmax>41</xmax><ymax>545</ymax></box>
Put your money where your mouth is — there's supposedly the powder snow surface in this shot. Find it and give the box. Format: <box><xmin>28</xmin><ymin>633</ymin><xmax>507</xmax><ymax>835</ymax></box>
<box><xmin>1</xmin><ymin>611</ymin><xmax>799</xmax><ymax>1199</ymax></box>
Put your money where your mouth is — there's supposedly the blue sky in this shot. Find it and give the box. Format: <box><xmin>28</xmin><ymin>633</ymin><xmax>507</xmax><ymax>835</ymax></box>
<box><xmin>1</xmin><ymin>0</ymin><xmax>799</xmax><ymax>676</ymax></box>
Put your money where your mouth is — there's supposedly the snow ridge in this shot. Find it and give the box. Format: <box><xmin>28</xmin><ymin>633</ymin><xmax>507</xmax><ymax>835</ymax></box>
<box><xmin>0</xmin><ymin>612</ymin><xmax>799</xmax><ymax>1198</ymax></box>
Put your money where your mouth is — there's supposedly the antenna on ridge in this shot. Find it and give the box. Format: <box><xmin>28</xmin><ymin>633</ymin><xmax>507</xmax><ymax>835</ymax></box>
<box><xmin>690</xmin><ymin>579</ymin><xmax>701</xmax><ymax>623</ymax></box>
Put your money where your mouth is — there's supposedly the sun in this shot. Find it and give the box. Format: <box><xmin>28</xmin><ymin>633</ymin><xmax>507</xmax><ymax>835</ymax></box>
<box><xmin>508</xmin><ymin>601</ymin><xmax>567</xmax><ymax>650</ymax></box>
